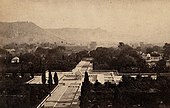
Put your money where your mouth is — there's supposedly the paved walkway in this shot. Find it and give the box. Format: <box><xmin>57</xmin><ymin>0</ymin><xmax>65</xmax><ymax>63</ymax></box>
<box><xmin>37</xmin><ymin>60</ymin><xmax>91</xmax><ymax>108</ymax></box>
<box><xmin>36</xmin><ymin>59</ymin><xmax>118</xmax><ymax>108</ymax></box>
<box><xmin>26</xmin><ymin>72</ymin><xmax>69</xmax><ymax>84</ymax></box>
<box><xmin>44</xmin><ymin>85</ymin><xmax>68</xmax><ymax>107</ymax></box>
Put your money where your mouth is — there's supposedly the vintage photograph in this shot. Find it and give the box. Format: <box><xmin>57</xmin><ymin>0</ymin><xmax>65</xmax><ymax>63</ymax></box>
<box><xmin>0</xmin><ymin>0</ymin><xmax>170</xmax><ymax>108</ymax></box>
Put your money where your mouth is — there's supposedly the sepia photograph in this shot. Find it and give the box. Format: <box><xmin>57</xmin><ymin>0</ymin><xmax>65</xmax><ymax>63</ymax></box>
<box><xmin>0</xmin><ymin>0</ymin><xmax>170</xmax><ymax>108</ymax></box>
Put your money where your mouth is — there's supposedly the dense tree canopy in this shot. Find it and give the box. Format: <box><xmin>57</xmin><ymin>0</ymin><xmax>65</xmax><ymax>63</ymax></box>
<box><xmin>80</xmin><ymin>75</ymin><xmax>170</xmax><ymax>108</ymax></box>
<box><xmin>90</xmin><ymin>43</ymin><xmax>146</xmax><ymax>72</ymax></box>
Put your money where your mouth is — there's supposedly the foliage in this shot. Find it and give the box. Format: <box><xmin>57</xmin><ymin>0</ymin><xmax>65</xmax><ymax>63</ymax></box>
<box><xmin>163</xmin><ymin>43</ymin><xmax>170</xmax><ymax>59</ymax></box>
<box><xmin>80</xmin><ymin>72</ymin><xmax>91</xmax><ymax>108</ymax></box>
<box><xmin>90</xmin><ymin>42</ymin><xmax>146</xmax><ymax>72</ymax></box>
<box><xmin>41</xmin><ymin>70</ymin><xmax>46</xmax><ymax>84</ymax></box>
<box><xmin>48</xmin><ymin>70</ymin><xmax>53</xmax><ymax>89</ymax></box>
<box><xmin>0</xmin><ymin>76</ymin><xmax>53</xmax><ymax>108</ymax></box>
<box><xmin>79</xmin><ymin>75</ymin><xmax>170</xmax><ymax>108</ymax></box>
<box><xmin>53</xmin><ymin>72</ymin><xmax>58</xmax><ymax>85</ymax></box>
<box><xmin>84</xmin><ymin>72</ymin><xmax>90</xmax><ymax>84</ymax></box>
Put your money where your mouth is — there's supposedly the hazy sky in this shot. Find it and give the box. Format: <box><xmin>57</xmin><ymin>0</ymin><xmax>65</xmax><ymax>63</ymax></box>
<box><xmin>0</xmin><ymin>0</ymin><xmax>170</xmax><ymax>43</ymax></box>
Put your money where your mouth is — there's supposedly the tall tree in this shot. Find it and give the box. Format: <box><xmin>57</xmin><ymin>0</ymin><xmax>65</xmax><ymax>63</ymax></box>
<box><xmin>20</xmin><ymin>62</ymin><xmax>25</xmax><ymax>78</ymax></box>
<box><xmin>84</xmin><ymin>71</ymin><xmax>89</xmax><ymax>85</ymax></box>
<box><xmin>41</xmin><ymin>57</ymin><xmax>46</xmax><ymax>84</ymax></box>
<box><xmin>163</xmin><ymin>43</ymin><xmax>170</xmax><ymax>59</ymax></box>
<box><xmin>48</xmin><ymin>70</ymin><xmax>53</xmax><ymax>89</ymax></box>
<box><xmin>80</xmin><ymin>71</ymin><xmax>90</xmax><ymax>108</ymax></box>
<box><xmin>53</xmin><ymin>72</ymin><xmax>58</xmax><ymax>85</ymax></box>
<box><xmin>146</xmin><ymin>47</ymin><xmax>154</xmax><ymax>54</ymax></box>
<box><xmin>29</xmin><ymin>62</ymin><xmax>34</xmax><ymax>78</ymax></box>
<box><xmin>42</xmin><ymin>70</ymin><xmax>46</xmax><ymax>84</ymax></box>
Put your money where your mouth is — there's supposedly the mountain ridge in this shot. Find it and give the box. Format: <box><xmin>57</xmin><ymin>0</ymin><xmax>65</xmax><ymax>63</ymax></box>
<box><xmin>45</xmin><ymin>27</ymin><xmax>114</xmax><ymax>43</ymax></box>
<box><xmin>0</xmin><ymin>21</ymin><xmax>115</xmax><ymax>45</ymax></box>
<box><xmin>0</xmin><ymin>21</ymin><xmax>66</xmax><ymax>45</ymax></box>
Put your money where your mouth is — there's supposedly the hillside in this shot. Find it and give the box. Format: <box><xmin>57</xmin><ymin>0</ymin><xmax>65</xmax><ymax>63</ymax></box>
<box><xmin>46</xmin><ymin>28</ymin><xmax>114</xmax><ymax>43</ymax></box>
<box><xmin>0</xmin><ymin>22</ymin><xmax>116</xmax><ymax>45</ymax></box>
<box><xmin>0</xmin><ymin>22</ymin><xmax>66</xmax><ymax>45</ymax></box>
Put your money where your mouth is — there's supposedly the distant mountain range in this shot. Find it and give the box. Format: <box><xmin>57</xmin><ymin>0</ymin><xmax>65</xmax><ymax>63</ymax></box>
<box><xmin>0</xmin><ymin>22</ymin><xmax>168</xmax><ymax>46</ymax></box>
<box><xmin>0</xmin><ymin>22</ymin><xmax>66</xmax><ymax>45</ymax></box>
<box><xmin>46</xmin><ymin>28</ymin><xmax>113</xmax><ymax>43</ymax></box>
<box><xmin>0</xmin><ymin>22</ymin><xmax>115</xmax><ymax>45</ymax></box>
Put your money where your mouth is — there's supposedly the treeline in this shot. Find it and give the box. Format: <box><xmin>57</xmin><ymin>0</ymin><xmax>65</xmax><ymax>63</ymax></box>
<box><xmin>90</xmin><ymin>42</ymin><xmax>146</xmax><ymax>72</ymax></box>
<box><xmin>0</xmin><ymin>46</ymin><xmax>90</xmax><ymax>77</ymax></box>
<box><xmin>0</xmin><ymin>75</ymin><xmax>51</xmax><ymax>108</ymax></box>
<box><xmin>0</xmin><ymin>69</ymin><xmax>59</xmax><ymax>108</ymax></box>
<box><xmin>80</xmin><ymin>72</ymin><xmax>170</xmax><ymax>108</ymax></box>
<box><xmin>0</xmin><ymin>46</ymin><xmax>90</xmax><ymax>108</ymax></box>
<box><xmin>90</xmin><ymin>42</ymin><xmax>170</xmax><ymax>72</ymax></box>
